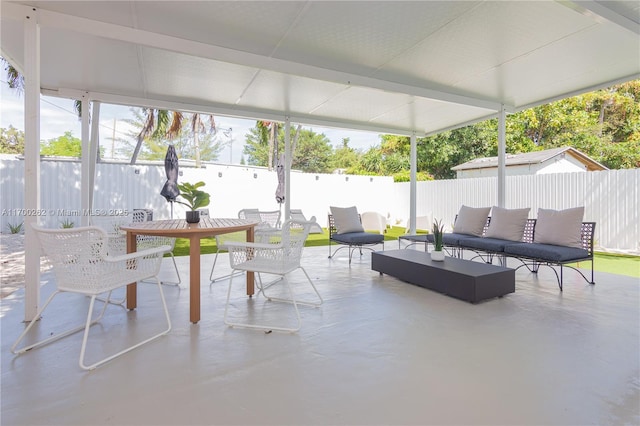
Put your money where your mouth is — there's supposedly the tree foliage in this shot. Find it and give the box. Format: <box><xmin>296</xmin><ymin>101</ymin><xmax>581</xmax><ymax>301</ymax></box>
<box><xmin>40</xmin><ymin>131</ymin><xmax>82</xmax><ymax>157</ymax></box>
<box><xmin>244</xmin><ymin>123</ymin><xmax>334</xmax><ymax>173</ymax></box>
<box><xmin>329</xmin><ymin>137</ymin><xmax>361</xmax><ymax>171</ymax></box>
<box><xmin>0</xmin><ymin>126</ymin><xmax>25</xmax><ymax>154</ymax></box>
<box><xmin>355</xmin><ymin>80</ymin><xmax>640</xmax><ymax>179</ymax></box>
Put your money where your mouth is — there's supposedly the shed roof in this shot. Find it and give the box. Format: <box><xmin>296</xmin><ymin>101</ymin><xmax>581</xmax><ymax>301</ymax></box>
<box><xmin>451</xmin><ymin>147</ymin><xmax>609</xmax><ymax>172</ymax></box>
<box><xmin>1</xmin><ymin>1</ymin><xmax>638</xmax><ymax>136</ymax></box>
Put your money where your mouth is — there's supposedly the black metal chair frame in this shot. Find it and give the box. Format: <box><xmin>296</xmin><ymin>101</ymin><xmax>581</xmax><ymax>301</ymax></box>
<box><xmin>435</xmin><ymin>215</ymin><xmax>595</xmax><ymax>291</ymax></box>
<box><xmin>508</xmin><ymin>222</ymin><xmax>596</xmax><ymax>291</ymax></box>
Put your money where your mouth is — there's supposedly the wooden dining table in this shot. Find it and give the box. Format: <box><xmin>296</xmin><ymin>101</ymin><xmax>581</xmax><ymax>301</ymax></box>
<box><xmin>120</xmin><ymin>218</ymin><xmax>259</xmax><ymax>324</ymax></box>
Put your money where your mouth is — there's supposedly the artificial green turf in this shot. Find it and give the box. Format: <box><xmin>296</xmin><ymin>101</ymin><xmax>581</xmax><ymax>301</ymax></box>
<box><xmin>567</xmin><ymin>252</ymin><xmax>640</xmax><ymax>278</ymax></box>
<box><xmin>172</xmin><ymin>226</ymin><xmax>639</xmax><ymax>278</ymax></box>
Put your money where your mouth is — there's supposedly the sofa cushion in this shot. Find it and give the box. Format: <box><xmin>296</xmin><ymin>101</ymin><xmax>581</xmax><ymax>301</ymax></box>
<box><xmin>331</xmin><ymin>232</ymin><xmax>384</xmax><ymax>244</ymax></box>
<box><xmin>463</xmin><ymin>237</ymin><xmax>511</xmax><ymax>252</ymax></box>
<box><xmin>452</xmin><ymin>205</ymin><xmax>491</xmax><ymax>236</ymax></box>
<box><xmin>485</xmin><ymin>206</ymin><xmax>531</xmax><ymax>241</ymax></box>
<box><xmin>428</xmin><ymin>232</ymin><xmax>479</xmax><ymax>246</ymax></box>
<box><xmin>330</xmin><ymin>206</ymin><xmax>364</xmax><ymax>234</ymax></box>
<box><xmin>534</xmin><ymin>207</ymin><xmax>584</xmax><ymax>248</ymax></box>
<box><xmin>504</xmin><ymin>242</ymin><xmax>589</xmax><ymax>262</ymax></box>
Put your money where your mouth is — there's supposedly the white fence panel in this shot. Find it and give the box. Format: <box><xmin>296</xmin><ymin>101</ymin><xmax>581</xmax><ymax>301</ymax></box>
<box><xmin>1</xmin><ymin>157</ymin><xmax>637</xmax><ymax>253</ymax></box>
<box><xmin>0</xmin><ymin>158</ymin><xmax>395</xmax><ymax>232</ymax></box>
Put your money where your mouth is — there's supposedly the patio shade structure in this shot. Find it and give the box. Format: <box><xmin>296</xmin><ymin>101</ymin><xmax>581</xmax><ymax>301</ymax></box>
<box><xmin>160</xmin><ymin>145</ymin><xmax>180</xmax><ymax>219</ymax></box>
<box><xmin>1</xmin><ymin>0</ymin><xmax>638</xmax><ymax>320</ymax></box>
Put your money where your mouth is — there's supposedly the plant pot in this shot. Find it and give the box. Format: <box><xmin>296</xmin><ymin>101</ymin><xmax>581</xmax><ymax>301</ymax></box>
<box><xmin>185</xmin><ymin>210</ymin><xmax>200</xmax><ymax>224</ymax></box>
<box><xmin>431</xmin><ymin>250</ymin><xmax>445</xmax><ymax>262</ymax></box>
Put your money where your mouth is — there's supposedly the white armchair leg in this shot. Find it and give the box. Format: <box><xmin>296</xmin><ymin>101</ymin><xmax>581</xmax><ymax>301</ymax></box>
<box><xmin>12</xmin><ymin>290</ymin><xmax>108</xmax><ymax>355</ymax></box>
<box><xmin>224</xmin><ymin>273</ymin><xmax>301</xmax><ymax>333</ymax></box>
<box><xmin>79</xmin><ymin>277</ymin><xmax>172</xmax><ymax>370</ymax></box>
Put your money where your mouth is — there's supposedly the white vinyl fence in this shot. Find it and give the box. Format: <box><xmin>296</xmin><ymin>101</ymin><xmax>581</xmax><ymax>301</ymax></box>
<box><xmin>0</xmin><ymin>156</ymin><xmax>395</xmax><ymax>233</ymax></box>
<box><xmin>1</xmin><ymin>157</ymin><xmax>638</xmax><ymax>254</ymax></box>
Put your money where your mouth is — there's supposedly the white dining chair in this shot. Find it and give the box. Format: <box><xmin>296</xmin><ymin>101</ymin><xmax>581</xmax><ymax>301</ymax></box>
<box><xmin>11</xmin><ymin>225</ymin><xmax>172</xmax><ymax>370</ymax></box>
<box><xmin>223</xmin><ymin>217</ymin><xmax>322</xmax><ymax>332</ymax></box>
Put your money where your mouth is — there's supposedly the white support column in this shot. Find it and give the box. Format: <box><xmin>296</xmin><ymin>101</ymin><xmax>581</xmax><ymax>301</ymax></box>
<box><xmin>23</xmin><ymin>9</ymin><xmax>41</xmax><ymax>321</ymax></box>
<box><xmin>498</xmin><ymin>104</ymin><xmax>507</xmax><ymax>208</ymax></box>
<box><xmin>409</xmin><ymin>132</ymin><xmax>417</xmax><ymax>234</ymax></box>
<box><xmin>284</xmin><ymin>116</ymin><xmax>291</xmax><ymax>220</ymax></box>
<box><xmin>89</xmin><ymin>101</ymin><xmax>101</xmax><ymax>212</ymax></box>
<box><xmin>80</xmin><ymin>95</ymin><xmax>91</xmax><ymax>225</ymax></box>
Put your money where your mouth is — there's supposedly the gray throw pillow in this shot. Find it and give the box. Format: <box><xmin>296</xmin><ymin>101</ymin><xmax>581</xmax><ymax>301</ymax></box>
<box><xmin>330</xmin><ymin>206</ymin><xmax>364</xmax><ymax>234</ymax></box>
<box><xmin>453</xmin><ymin>205</ymin><xmax>491</xmax><ymax>236</ymax></box>
<box><xmin>485</xmin><ymin>206</ymin><xmax>531</xmax><ymax>241</ymax></box>
<box><xmin>534</xmin><ymin>207</ymin><xmax>584</xmax><ymax>248</ymax></box>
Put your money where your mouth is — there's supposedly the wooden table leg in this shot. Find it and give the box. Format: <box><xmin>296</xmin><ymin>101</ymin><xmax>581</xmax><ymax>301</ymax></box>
<box><xmin>246</xmin><ymin>227</ymin><xmax>255</xmax><ymax>296</ymax></box>
<box><xmin>189</xmin><ymin>235</ymin><xmax>200</xmax><ymax>324</ymax></box>
<box><xmin>126</xmin><ymin>232</ymin><xmax>138</xmax><ymax>310</ymax></box>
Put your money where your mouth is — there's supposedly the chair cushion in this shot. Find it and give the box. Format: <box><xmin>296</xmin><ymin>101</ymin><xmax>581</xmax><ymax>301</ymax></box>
<box><xmin>534</xmin><ymin>207</ymin><xmax>584</xmax><ymax>248</ymax></box>
<box><xmin>452</xmin><ymin>205</ymin><xmax>491</xmax><ymax>236</ymax></box>
<box><xmin>485</xmin><ymin>206</ymin><xmax>531</xmax><ymax>241</ymax></box>
<box><xmin>504</xmin><ymin>242</ymin><xmax>589</xmax><ymax>262</ymax></box>
<box><xmin>331</xmin><ymin>232</ymin><xmax>384</xmax><ymax>244</ymax></box>
<box><xmin>330</xmin><ymin>206</ymin><xmax>365</xmax><ymax>234</ymax></box>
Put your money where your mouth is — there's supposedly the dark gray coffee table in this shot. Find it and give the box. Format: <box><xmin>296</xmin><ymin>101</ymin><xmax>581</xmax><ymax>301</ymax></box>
<box><xmin>371</xmin><ymin>249</ymin><xmax>515</xmax><ymax>303</ymax></box>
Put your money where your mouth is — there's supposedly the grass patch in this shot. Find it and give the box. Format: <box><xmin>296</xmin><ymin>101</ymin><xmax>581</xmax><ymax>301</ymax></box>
<box><xmin>171</xmin><ymin>227</ymin><xmax>639</xmax><ymax>278</ymax></box>
<box><xmin>568</xmin><ymin>252</ymin><xmax>639</xmax><ymax>278</ymax></box>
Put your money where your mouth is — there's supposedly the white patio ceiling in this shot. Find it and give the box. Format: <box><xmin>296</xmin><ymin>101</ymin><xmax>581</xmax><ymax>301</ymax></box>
<box><xmin>1</xmin><ymin>0</ymin><xmax>639</xmax><ymax>137</ymax></box>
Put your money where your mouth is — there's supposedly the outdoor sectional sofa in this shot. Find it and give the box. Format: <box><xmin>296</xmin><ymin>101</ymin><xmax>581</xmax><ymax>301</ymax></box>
<box><xmin>425</xmin><ymin>206</ymin><xmax>596</xmax><ymax>291</ymax></box>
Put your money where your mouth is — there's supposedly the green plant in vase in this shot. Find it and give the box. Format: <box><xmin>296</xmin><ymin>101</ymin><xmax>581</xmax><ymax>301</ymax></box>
<box><xmin>176</xmin><ymin>181</ymin><xmax>210</xmax><ymax>223</ymax></box>
<box><xmin>431</xmin><ymin>218</ymin><xmax>445</xmax><ymax>261</ymax></box>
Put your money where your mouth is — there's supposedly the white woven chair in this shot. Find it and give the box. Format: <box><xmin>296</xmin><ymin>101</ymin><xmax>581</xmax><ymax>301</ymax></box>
<box><xmin>12</xmin><ymin>225</ymin><xmax>172</xmax><ymax>370</ymax></box>
<box><xmin>209</xmin><ymin>208</ymin><xmax>279</xmax><ymax>284</ymax></box>
<box><xmin>91</xmin><ymin>211</ymin><xmax>181</xmax><ymax>286</ymax></box>
<box><xmin>223</xmin><ymin>217</ymin><xmax>322</xmax><ymax>333</ymax></box>
<box><xmin>258</xmin><ymin>209</ymin><xmax>281</xmax><ymax>229</ymax></box>
<box><xmin>290</xmin><ymin>209</ymin><xmax>323</xmax><ymax>233</ymax></box>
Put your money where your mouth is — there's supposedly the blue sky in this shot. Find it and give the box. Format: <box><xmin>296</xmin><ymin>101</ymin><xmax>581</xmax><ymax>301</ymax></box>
<box><xmin>0</xmin><ymin>84</ymin><xmax>381</xmax><ymax>164</ymax></box>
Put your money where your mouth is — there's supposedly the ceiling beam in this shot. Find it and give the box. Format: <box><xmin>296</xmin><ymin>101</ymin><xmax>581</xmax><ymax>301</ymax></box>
<box><xmin>3</xmin><ymin>2</ymin><xmax>503</xmax><ymax>112</ymax></box>
<box><xmin>41</xmin><ymin>87</ymin><xmax>421</xmax><ymax>137</ymax></box>
<box><xmin>563</xmin><ymin>1</ymin><xmax>640</xmax><ymax>35</ymax></box>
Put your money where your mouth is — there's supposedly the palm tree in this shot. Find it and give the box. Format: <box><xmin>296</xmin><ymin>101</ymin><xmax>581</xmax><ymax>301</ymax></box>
<box><xmin>257</xmin><ymin>121</ymin><xmax>280</xmax><ymax>170</ymax></box>
<box><xmin>131</xmin><ymin>109</ymin><xmax>218</xmax><ymax>166</ymax></box>
<box><xmin>190</xmin><ymin>113</ymin><xmax>216</xmax><ymax>168</ymax></box>
<box><xmin>255</xmin><ymin>120</ymin><xmax>303</xmax><ymax>170</ymax></box>
<box><xmin>131</xmin><ymin>109</ymin><xmax>183</xmax><ymax>164</ymax></box>
<box><xmin>2</xmin><ymin>57</ymin><xmax>24</xmax><ymax>92</ymax></box>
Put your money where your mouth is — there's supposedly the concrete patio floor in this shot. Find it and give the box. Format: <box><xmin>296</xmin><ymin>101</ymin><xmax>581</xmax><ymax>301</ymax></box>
<box><xmin>1</xmin><ymin>246</ymin><xmax>639</xmax><ymax>426</ymax></box>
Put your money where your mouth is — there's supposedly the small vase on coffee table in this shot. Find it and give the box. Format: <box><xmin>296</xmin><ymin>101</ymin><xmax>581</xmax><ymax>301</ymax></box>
<box><xmin>431</xmin><ymin>250</ymin><xmax>445</xmax><ymax>261</ymax></box>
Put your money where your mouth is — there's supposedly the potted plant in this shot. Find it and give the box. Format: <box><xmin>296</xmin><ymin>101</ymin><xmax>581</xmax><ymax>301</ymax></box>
<box><xmin>431</xmin><ymin>218</ymin><xmax>445</xmax><ymax>261</ymax></box>
<box><xmin>176</xmin><ymin>181</ymin><xmax>210</xmax><ymax>223</ymax></box>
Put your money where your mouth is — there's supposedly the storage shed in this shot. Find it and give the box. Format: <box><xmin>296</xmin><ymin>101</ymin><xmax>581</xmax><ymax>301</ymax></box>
<box><xmin>452</xmin><ymin>147</ymin><xmax>608</xmax><ymax>178</ymax></box>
